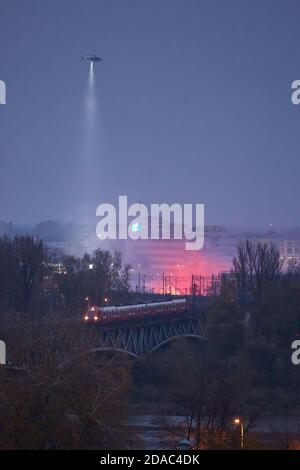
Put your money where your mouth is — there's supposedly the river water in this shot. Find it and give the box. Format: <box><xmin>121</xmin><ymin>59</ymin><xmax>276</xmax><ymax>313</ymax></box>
<box><xmin>127</xmin><ymin>415</ymin><xmax>300</xmax><ymax>450</ymax></box>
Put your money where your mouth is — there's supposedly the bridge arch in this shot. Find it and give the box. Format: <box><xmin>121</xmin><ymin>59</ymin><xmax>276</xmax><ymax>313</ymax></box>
<box><xmin>87</xmin><ymin>333</ymin><xmax>207</xmax><ymax>360</ymax></box>
<box><xmin>145</xmin><ymin>333</ymin><xmax>207</xmax><ymax>357</ymax></box>
<box><xmin>88</xmin><ymin>347</ymin><xmax>141</xmax><ymax>360</ymax></box>
<box><xmin>88</xmin><ymin>314</ymin><xmax>207</xmax><ymax>360</ymax></box>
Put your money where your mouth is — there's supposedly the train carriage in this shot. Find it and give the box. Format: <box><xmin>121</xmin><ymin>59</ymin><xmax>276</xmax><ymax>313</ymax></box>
<box><xmin>83</xmin><ymin>298</ymin><xmax>189</xmax><ymax>323</ymax></box>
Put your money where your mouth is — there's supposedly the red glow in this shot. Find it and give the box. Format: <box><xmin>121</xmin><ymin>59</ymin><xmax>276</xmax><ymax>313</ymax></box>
<box><xmin>124</xmin><ymin>238</ymin><xmax>232</xmax><ymax>295</ymax></box>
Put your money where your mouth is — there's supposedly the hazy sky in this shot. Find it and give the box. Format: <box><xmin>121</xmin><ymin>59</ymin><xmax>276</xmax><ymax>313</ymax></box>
<box><xmin>0</xmin><ymin>0</ymin><xmax>300</xmax><ymax>226</ymax></box>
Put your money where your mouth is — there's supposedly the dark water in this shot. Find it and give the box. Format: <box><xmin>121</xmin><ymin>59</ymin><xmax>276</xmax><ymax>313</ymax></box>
<box><xmin>127</xmin><ymin>415</ymin><xmax>300</xmax><ymax>450</ymax></box>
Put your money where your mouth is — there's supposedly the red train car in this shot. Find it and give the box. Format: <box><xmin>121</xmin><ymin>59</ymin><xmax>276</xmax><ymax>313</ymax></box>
<box><xmin>83</xmin><ymin>298</ymin><xmax>190</xmax><ymax>323</ymax></box>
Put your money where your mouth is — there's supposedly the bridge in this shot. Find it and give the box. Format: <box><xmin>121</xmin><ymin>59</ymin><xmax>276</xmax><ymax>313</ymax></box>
<box><xmin>88</xmin><ymin>309</ymin><xmax>208</xmax><ymax>359</ymax></box>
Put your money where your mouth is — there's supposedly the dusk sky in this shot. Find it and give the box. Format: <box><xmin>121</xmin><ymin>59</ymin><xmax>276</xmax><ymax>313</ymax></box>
<box><xmin>0</xmin><ymin>0</ymin><xmax>300</xmax><ymax>226</ymax></box>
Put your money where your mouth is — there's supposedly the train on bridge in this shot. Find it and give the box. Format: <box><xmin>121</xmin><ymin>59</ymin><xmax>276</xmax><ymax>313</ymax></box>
<box><xmin>83</xmin><ymin>298</ymin><xmax>190</xmax><ymax>323</ymax></box>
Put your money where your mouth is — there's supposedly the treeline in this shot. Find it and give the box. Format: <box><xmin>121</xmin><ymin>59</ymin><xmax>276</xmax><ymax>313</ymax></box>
<box><xmin>0</xmin><ymin>235</ymin><xmax>134</xmax><ymax>449</ymax></box>
<box><xmin>0</xmin><ymin>318</ymin><xmax>133</xmax><ymax>449</ymax></box>
<box><xmin>0</xmin><ymin>235</ymin><xmax>130</xmax><ymax>317</ymax></box>
<box><xmin>132</xmin><ymin>242</ymin><xmax>300</xmax><ymax>449</ymax></box>
<box><xmin>1</xmin><ymin>238</ymin><xmax>300</xmax><ymax>449</ymax></box>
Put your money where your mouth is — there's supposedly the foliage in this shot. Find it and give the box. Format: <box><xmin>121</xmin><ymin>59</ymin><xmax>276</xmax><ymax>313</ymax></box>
<box><xmin>0</xmin><ymin>315</ymin><xmax>133</xmax><ymax>449</ymax></box>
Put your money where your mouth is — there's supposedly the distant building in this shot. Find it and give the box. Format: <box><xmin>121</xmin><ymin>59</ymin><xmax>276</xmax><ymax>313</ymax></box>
<box><xmin>42</xmin><ymin>222</ymin><xmax>300</xmax><ymax>294</ymax></box>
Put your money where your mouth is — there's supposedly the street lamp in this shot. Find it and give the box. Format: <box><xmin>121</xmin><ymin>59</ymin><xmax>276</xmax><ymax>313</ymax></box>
<box><xmin>233</xmin><ymin>418</ymin><xmax>244</xmax><ymax>449</ymax></box>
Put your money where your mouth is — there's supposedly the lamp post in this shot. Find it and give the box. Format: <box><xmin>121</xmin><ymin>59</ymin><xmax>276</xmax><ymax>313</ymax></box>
<box><xmin>233</xmin><ymin>418</ymin><xmax>244</xmax><ymax>449</ymax></box>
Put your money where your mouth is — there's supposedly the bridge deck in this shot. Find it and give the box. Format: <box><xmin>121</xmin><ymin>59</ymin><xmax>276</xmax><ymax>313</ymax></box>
<box><xmin>85</xmin><ymin>307</ymin><xmax>207</xmax><ymax>331</ymax></box>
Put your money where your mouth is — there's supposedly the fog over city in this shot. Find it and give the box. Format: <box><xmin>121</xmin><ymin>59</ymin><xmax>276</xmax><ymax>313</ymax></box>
<box><xmin>1</xmin><ymin>0</ymin><xmax>300</xmax><ymax>227</ymax></box>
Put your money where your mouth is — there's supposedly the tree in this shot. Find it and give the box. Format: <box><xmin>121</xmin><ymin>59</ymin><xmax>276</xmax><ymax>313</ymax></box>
<box><xmin>14</xmin><ymin>235</ymin><xmax>45</xmax><ymax>313</ymax></box>
<box><xmin>55</xmin><ymin>255</ymin><xmax>86</xmax><ymax>316</ymax></box>
<box><xmin>0</xmin><ymin>236</ymin><xmax>14</xmax><ymax>313</ymax></box>
<box><xmin>233</xmin><ymin>241</ymin><xmax>282</xmax><ymax>337</ymax></box>
<box><xmin>0</xmin><ymin>235</ymin><xmax>45</xmax><ymax>314</ymax></box>
<box><xmin>83</xmin><ymin>250</ymin><xmax>130</xmax><ymax>306</ymax></box>
<box><xmin>233</xmin><ymin>241</ymin><xmax>282</xmax><ymax>304</ymax></box>
<box><xmin>0</xmin><ymin>314</ymin><xmax>133</xmax><ymax>449</ymax></box>
<box><xmin>54</xmin><ymin>250</ymin><xmax>130</xmax><ymax>317</ymax></box>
